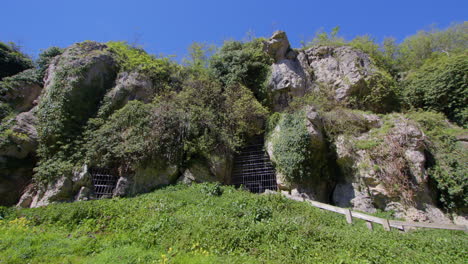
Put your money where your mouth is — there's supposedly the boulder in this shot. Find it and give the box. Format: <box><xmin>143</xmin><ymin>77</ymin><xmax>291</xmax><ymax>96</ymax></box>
<box><xmin>122</xmin><ymin>162</ymin><xmax>179</xmax><ymax>196</ymax></box>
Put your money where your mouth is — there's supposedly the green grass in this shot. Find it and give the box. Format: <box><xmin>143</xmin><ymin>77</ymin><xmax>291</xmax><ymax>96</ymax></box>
<box><xmin>0</xmin><ymin>183</ymin><xmax>466</xmax><ymax>264</ymax></box>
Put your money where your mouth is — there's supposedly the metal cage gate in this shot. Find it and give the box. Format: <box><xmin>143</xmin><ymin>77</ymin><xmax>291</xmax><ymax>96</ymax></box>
<box><xmin>90</xmin><ymin>168</ymin><xmax>118</xmax><ymax>198</ymax></box>
<box><xmin>231</xmin><ymin>136</ymin><xmax>277</xmax><ymax>193</ymax></box>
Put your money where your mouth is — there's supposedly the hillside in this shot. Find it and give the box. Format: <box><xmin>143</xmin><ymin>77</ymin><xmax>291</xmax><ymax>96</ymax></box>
<box><xmin>0</xmin><ymin>21</ymin><xmax>467</xmax><ymax>241</ymax></box>
<box><xmin>0</xmin><ymin>183</ymin><xmax>467</xmax><ymax>264</ymax></box>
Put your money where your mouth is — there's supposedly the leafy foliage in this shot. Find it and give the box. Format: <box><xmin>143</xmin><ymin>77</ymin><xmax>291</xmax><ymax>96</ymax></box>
<box><xmin>403</xmin><ymin>53</ymin><xmax>467</xmax><ymax>126</ymax></box>
<box><xmin>86</xmin><ymin>77</ymin><xmax>268</xmax><ymax>172</ymax></box>
<box><xmin>36</xmin><ymin>46</ymin><xmax>63</xmax><ymax>81</ymax></box>
<box><xmin>406</xmin><ymin>111</ymin><xmax>467</xmax><ymax>210</ymax></box>
<box><xmin>267</xmin><ymin>111</ymin><xmax>326</xmax><ymax>183</ymax></box>
<box><xmin>0</xmin><ymin>42</ymin><xmax>33</xmax><ymax>81</ymax></box>
<box><xmin>107</xmin><ymin>41</ymin><xmax>179</xmax><ymax>87</ymax></box>
<box><xmin>210</xmin><ymin>39</ymin><xmax>272</xmax><ymax>103</ymax></box>
<box><xmin>398</xmin><ymin>22</ymin><xmax>468</xmax><ymax>71</ymax></box>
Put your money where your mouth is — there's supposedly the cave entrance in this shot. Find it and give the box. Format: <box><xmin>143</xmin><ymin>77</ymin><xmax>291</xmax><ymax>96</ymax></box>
<box><xmin>231</xmin><ymin>135</ymin><xmax>277</xmax><ymax>193</ymax></box>
<box><xmin>90</xmin><ymin>167</ymin><xmax>118</xmax><ymax>198</ymax></box>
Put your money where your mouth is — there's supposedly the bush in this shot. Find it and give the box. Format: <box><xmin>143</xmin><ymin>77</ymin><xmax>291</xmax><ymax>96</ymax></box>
<box><xmin>348</xmin><ymin>69</ymin><xmax>400</xmax><ymax>113</ymax></box>
<box><xmin>0</xmin><ymin>42</ymin><xmax>33</xmax><ymax>80</ymax></box>
<box><xmin>36</xmin><ymin>46</ymin><xmax>63</xmax><ymax>81</ymax></box>
<box><xmin>397</xmin><ymin>22</ymin><xmax>468</xmax><ymax>71</ymax></box>
<box><xmin>210</xmin><ymin>39</ymin><xmax>272</xmax><ymax>103</ymax></box>
<box><xmin>107</xmin><ymin>41</ymin><xmax>179</xmax><ymax>88</ymax></box>
<box><xmin>403</xmin><ymin>53</ymin><xmax>467</xmax><ymax>126</ymax></box>
<box><xmin>267</xmin><ymin>111</ymin><xmax>325</xmax><ymax>183</ymax></box>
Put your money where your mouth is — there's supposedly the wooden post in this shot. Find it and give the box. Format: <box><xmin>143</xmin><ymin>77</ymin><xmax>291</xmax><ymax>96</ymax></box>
<box><xmin>366</xmin><ymin>221</ymin><xmax>373</xmax><ymax>230</ymax></box>
<box><xmin>345</xmin><ymin>209</ymin><xmax>353</xmax><ymax>224</ymax></box>
<box><xmin>382</xmin><ymin>219</ymin><xmax>391</xmax><ymax>231</ymax></box>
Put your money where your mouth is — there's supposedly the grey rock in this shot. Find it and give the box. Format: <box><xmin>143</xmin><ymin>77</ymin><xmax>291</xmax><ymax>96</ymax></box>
<box><xmin>0</xmin><ymin>111</ymin><xmax>38</xmax><ymax>159</ymax></box>
<box><xmin>269</xmin><ymin>59</ymin><xmax>311</xmax><ymax>111</ymax></box>
<box><xmin>304</xmin><ymin>45</ymin><xmax>375</xmax><ymax>101</ymax></box>
<box><xmin>113</xmin><ymin>177</ymin><xmax>131</xmax><ymax>197</ymax></box>
<box><xmin>332</xmin><ymin>114</ymin><xmax>450</xmax><ymax>222</ymax></box>
<box><xmin>101</xmin><ymin>71</ymin><xmax>154</xmax><ymax>114</ymax></box>
<box><xmin>75</xmin><ymin>186</ymin><xmax>93</xmax><ymax>201</ymax></box>
<box><xmin>264</xmin><ymin>31</ymin><xmax>293</xmax><ymax>62</ymax></box>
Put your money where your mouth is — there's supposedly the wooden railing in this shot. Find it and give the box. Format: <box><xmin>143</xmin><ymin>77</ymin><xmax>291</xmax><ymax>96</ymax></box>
<box><xmin>283</xmin><ymin>194</ymin><xmax>467</xmax><ymax>232</ymax></box>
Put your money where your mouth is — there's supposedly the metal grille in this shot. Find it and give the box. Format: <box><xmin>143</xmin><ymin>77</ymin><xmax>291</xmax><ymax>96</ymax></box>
<box><xmin>232</xmin><ymin>136</ymin><xmax>277</xmax><ymax>193</ymax></box>
<box><xmin>90</xmin><ymin>168</ymin><xmax>118</xmax><ymax>198</ymax></box>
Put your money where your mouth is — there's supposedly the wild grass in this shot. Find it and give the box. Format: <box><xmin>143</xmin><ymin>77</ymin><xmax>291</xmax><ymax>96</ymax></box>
<box><xmin>0</xmin><ymin>183</ymin><xmax>466</xmax><ymax>264</ymax></box>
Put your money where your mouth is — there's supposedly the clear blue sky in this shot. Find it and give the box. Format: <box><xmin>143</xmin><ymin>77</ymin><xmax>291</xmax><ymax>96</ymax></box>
<box><xmin>1</xmin><ymin>0</ymin><xmax>466</xmax><ymax>60</ymax></box>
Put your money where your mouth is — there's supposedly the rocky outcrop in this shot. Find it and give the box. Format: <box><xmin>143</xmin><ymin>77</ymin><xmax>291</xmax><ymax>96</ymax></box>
<box><xmin>17</xmin><ymin>164</ymin><xmax>93</xmax><ymax>208</ymax></box>
<box><xmin>16</xmin><ymin>41</ymin><xmax>118</xmax><ymax>207</ymax></box>
<box><xmin>1</xmin><ymin>69</ymin><xmax>42</xmax><ymax>113</ymax></box>
<box><xmin>266</xmin><ymin>32</ymin><xmax>380</xmax><ymax>111</ymax></box>
<box><xmin>303</xmin><ymin>46</ymin><xmax>375</xmax><ymax>101</ymax></box>
<box><xmin>0</xmin><ymin>110</ymin><xmax>38</xmax><ymax>206</ymax></box>
<box><xmin>332</xmin><ymin>114</ymin><xmax>450</xmax><ymax>223</ymax></box>
<box><xmin>39</xmin><ymin>41</ymin><xmax>117</xmax><ymax>146</ymax></box>
<box><xmin>99</xmin><ymin>71</ymin><xmax>154</xmax><ymax>116</ymax></box>
<box><xmin>265</xmin><ymin>31</ymin><xmax>312</xmax><ymax>111</ymax></box>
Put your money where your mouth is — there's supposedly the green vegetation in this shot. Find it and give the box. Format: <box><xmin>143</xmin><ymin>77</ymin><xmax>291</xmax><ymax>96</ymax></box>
<box><xmin>0</xmin><ymin>68</ymin><xmax>41</xmax><ymax>121</ymax></box>
<box><xmin>403</xmin><ymin>53</ymin><xmax>467</xmax><ymax>126</ymax></box>
<box><xmin>406</xmin><ymin>111</ymin><xmax>467</xmax><ymax>210</ymax></box>
<box><xmin>36</xmin><ymin>46</ymin><xmax>63</xmax><ymax>81</ymax></box>
<box><xmin>210</xmin><ymin>39</ymin><xmax>273</xmax><ymax>103</ymax></box>
<box><xmin>0</xmin><ymin>184</ymin><xmax>466</xmax><ymax>264</ymax></box>
<box><xmin>267</xmin><ymin>111</ymin><xmax>328</xmax><ymax>185</ymax></box>
<box><xmin>0</xmin><ymin>42</ymin><xmax>33</xmax><ymax>81</ymax></box>
<box><xmin>267</xmin><ymin>111</ymin><xmax>311</xmax><ymax>182</ymax></box>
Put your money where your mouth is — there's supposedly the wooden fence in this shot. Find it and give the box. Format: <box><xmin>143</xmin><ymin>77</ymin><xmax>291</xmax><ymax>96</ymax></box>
<box><xmin>283</xmin><ymin>194</ymin><xmax>467</xmax><ymax>232</ymax></box>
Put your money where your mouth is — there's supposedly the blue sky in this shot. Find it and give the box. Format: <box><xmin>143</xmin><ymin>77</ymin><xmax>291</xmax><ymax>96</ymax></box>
<box><xmin>1</xmin><ymin>0</ymin><xmax>466</xmax><ymax>60</ymax></box>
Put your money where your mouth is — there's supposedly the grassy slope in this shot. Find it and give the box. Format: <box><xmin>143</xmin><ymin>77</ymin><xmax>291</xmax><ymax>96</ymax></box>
<box><xmin>0</xmin><ymin>184</ymin><xmax>466</xmax><ymax>264</ymax></box>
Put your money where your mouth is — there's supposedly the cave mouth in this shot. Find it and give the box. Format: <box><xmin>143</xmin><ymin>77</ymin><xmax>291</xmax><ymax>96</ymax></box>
<box><xmin>89</xmin><ymin>167</ymin><xmax>118</xmax><ymax>198</ymax></box>
<box><xmin>231</xmin><ymin>135</ymin><xmax>277</xmax><ymax>193</ymax></box>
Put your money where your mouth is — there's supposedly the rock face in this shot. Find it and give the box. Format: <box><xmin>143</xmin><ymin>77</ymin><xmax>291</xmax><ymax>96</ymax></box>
<box><xmin>265</xmin><ymin>31</ymin><xmax>378</xmax><ymax>110</ymax></box>
<box><xmin>265</xmin><ymin>31</ymin><xmax>312</xmax><ymax>111</ymax></box>
<box><xmin>39</xmin><ymin>41</ymin><xmax>117</xmax><ymax>140</ymax></box>
<box><xmin>17</xmin><ymin>165</ymin><xmax>94</xmax><ymax>208</ymax></box>
<box><xmin>303</xmin><ymin>46</ymin><xmax>374</xmax><ymax>101</ymax></box>
<box><xmin>16</xmin><ymin>41</ymin><xmax>118</xmax><ymax>207</ymax></box>
<box><xmin>332</xmin><ymin>114</ymin><xmax>450</xmax><ymax>223</ymax></box>
<box><xmin>1</xmin><ymin>69</ymin><xmax>42</xmax><ymax>113</ymax></box>
<box><xmin>0</xmin><ymin>110</ymin><xmax>38</xmax><ymax>206</ymax></box>
<box><xmin>99</xmin><ymin>71</ymin><xmax>154</xmax><ymax>116</ymax></box>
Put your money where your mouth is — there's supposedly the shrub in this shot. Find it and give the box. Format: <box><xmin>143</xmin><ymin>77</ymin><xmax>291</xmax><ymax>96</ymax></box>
<box><xmin>267</xmin><ymin>111</ymin><xmax>327</xmax><ymax>183</ymax></box>
<box><xmin>348</xmin><ymin>69</ymin><xmax>400</xmax><ymax>113</ymax></box>
<box><xmin>397</xmin><ymin>22</ymin><xmax>468</xmax><ymax>71</ymax></box>
<box><xmin>107</xmin><ymin>41</ymin><xmax>179</xmax><ymax>88</ymax></box>
<box><xmin>0</xmin><ymin>42</ymin><xmax>33</xmax><ymax>80</ymax></box>
<box><xmin>36</xmin><ymin>46</ymin><xmax>63</xmax><ymax>81</ymax></box>
<box><xmin>403</xmin><ymin>53</ymin><xmax>467</xmax><ymax>126</ymax></box>
<box><xmin>209</xmin><ymin>39</ymin><xmax>272</xmax><ymax>103</ymax></box>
